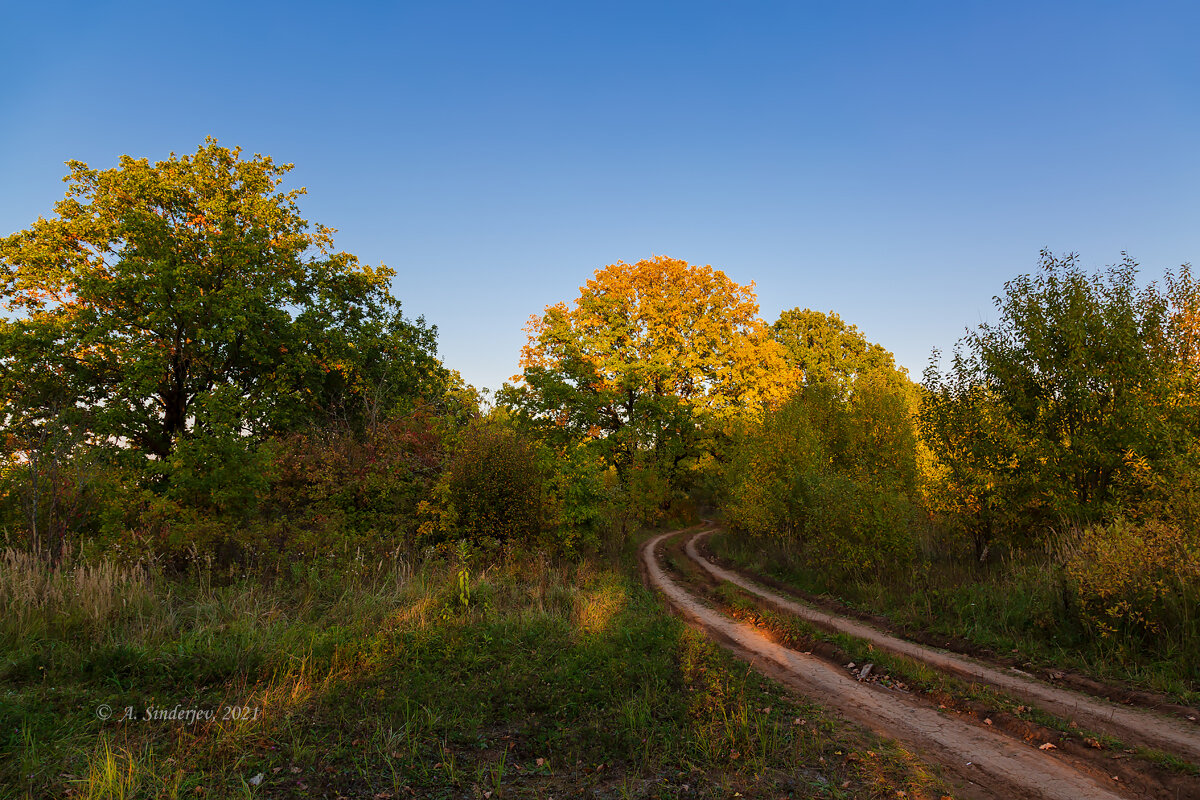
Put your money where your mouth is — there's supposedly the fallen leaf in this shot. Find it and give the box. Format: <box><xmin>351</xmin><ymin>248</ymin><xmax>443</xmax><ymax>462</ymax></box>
<box><xmin>984</xmin><ymin>718</ymin><xmax>993</xmax><ymax>726</ymax></box>
<box><xmin>1039</xmin><ymin>742</ymin><xmax>1057</xmax><ymax>751</ymax></box>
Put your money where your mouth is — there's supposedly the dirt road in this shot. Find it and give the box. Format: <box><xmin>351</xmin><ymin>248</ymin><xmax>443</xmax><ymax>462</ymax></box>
<box><xmin>643</xmin><ymin>528</ymin><xmax>1136</xmax><ymax>800</ymax></box>
<box><xmin>685</xmin><ymin>530</ymin><xmax>1200</xmax><ymax>765</ymax></box>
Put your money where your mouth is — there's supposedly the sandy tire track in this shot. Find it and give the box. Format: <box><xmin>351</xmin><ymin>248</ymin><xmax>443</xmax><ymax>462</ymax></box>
<box><xmin>684</xmin><ymin>529</ymin><xmax>1200</xmax><ymax>765</ymax></box>
<box><xmin>643</xmin><ymin>529</ymin><xmax>1131</xmax><ymax>800</ymax></box>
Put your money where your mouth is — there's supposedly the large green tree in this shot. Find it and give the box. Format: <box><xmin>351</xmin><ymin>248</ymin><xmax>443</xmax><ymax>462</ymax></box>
<box><xmin>771</xmin><ymin>308</ymin><xmax>902</xmax><ymax>394</ymax></box>
<box><xmin>0</xmin><ymin>140</ymin><xmax>445</xmax><ymax>464</ymax></box>
<box><xmin>921</xmin><ymin>251</ymin><xmax>1189</xmax><ymax>534</ymax></box>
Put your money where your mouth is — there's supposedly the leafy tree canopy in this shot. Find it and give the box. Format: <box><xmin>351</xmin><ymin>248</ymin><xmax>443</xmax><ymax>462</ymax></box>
<box><xmin>507</xmin><ymin>255</ymin><xmax>791</xmax><ymax>473</ymax></box>
<box><xmin>921</xmin><ymin>251</ymin><xmax>1193</xmax><ymax>534</ymax></box>
<box><xmin>0</xmin><ymin>139</ymin><xmax>445</xmax><ymax>463</ymax></box>
<box><xmin>771</xmin><ymin>308</ymin><xmax>902</xmax><ymax>393</ymax></box>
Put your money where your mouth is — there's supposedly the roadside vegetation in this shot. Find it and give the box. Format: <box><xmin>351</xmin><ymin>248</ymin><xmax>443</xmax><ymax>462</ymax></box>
<box><xmin>717</xmin><ymin>252</ymin><xmax>1200</xmax><ymax>705</ymax></box>
<box><xmin>665</xmin><ymin>538</ymin><xmax>1198</xmax><ymax>779</ymax></box>
<box><xmin>1</xmin><ymin>536</ymin><xmax>954</xmax><ymax>798</ymax></box>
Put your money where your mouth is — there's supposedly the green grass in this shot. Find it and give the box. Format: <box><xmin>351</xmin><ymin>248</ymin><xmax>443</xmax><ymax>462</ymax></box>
<box><xmin>0</xmin><ymin>540</ymin><xmax>952</xmax><ymax>799</ymax></box>
<box><xmin>706</xmin><ymin>530</ymin><xmax>1200</xmax><ymax>707</ymax></box>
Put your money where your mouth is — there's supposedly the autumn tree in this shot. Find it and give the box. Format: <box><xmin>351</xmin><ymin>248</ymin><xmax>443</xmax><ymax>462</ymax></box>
<box><xmin>918</xmin><ymin>350</ymin><xmax>1025</xmax><ymax>560</ymax></box>
<box><xmin>507</xmin><ymin>256</ymin><xmax>791</xmax><ymax>480</ymax></box>
<box><xmin>0</xmin><ymin>140</ymin><xmax>445</xmax><ymax>471</ymax></box>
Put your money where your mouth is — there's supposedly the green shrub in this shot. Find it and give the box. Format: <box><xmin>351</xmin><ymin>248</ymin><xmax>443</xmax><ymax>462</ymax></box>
<box><xmin>264</xmin><ymin>411</ymin><xmax>445</xmax><ymax>558</ymax></box>
<box><xmin>421</xmin><ymin>420</ymin><xmax>544</xmax><ymax>547</ymax></box>
<box><xmin>85</xmin><ymin>411</ymin><xmax>447</xmax><ymax>567</ymax></box>
<box><xmin>1066</xmin><ymin>519</ymin><xmax>1200</xmax><ymax>645</ymax></box>
<box><xmin>723</xmin><ymin>380</ymin><xmax>921</xmax><ymax>577</ymax></box>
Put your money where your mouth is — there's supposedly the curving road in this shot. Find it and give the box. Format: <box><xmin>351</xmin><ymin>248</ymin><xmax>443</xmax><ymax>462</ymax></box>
<box><xmin>643</xmin><ymin>527</ymin><xmax>1135</xmax><ymax>800</ymax></box>
<box><xmin>684</xmin><ymin>530</ymin><xmax>1200</xmax><ymax>765</ymax></box>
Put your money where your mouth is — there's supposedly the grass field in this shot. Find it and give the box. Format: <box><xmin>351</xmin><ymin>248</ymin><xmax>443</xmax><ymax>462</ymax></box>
<box><xmin>0</xmin><ymin>534</ymin><xmax>950</xmax><ymax>799</ymax></box>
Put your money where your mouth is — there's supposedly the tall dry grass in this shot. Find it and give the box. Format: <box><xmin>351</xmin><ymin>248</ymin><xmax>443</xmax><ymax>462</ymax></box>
<box><xmin>0</xmin><ymin>548</ymin><xmax>156</xmax><ymax>642</ymax></box>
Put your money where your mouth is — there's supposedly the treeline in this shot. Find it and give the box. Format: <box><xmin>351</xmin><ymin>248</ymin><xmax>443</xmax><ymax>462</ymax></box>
<box><xmin>0</xmin><ymin>143</ymin><xmax>629</xmax><ymax>570</ymax></box>
<box><xmin>2</xmin><ymin>143</ymin><xmax>1197</xmax><ymax>668</ymax></box>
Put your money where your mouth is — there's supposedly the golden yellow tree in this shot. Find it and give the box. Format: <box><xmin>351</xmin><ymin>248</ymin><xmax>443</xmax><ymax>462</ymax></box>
<box><xmin>510</xmin><ymin>255</ymin><xmax>792</xmax><ymax>476</ymax></box>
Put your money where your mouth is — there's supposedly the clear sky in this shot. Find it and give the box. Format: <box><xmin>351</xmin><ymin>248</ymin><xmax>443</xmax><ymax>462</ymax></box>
<box><xmin>3</xmin><ymin>1</ymin><xmax>1198</xmax><ymax>393</ymax></box>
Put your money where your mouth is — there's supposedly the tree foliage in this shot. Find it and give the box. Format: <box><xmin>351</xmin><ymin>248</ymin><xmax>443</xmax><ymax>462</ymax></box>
<box><xmin>921</xmin><ymin>251</ymin><xmax>1194</xmax><ymax>537</ymax></box>
<box><xmin>724</xmin><ymin>374</ymin><xmax>922</xmax><ymax>578</ymax></box>
<box><xmin>508</xmin><ymin>255</ymin><xmax>791</xmax><ymax>477</ymax></box>
<box><xmin>771</xmin><ymin>308</ymin><xmax>901</xmax><ymax>394</ymax></box>
<box><xmin>0</xmin><ymin>140</ymin><xmax>445</xmax><ymax>467</ymax></box>
<box><xmin>263</xmin><ymin>412</ymin><xmax>446</xmax><ymax>556</ymax></box>
<box><xmin>422</xmin><ymin>419</ymin><xmax>545</xmax><ymax>547</ymax></box>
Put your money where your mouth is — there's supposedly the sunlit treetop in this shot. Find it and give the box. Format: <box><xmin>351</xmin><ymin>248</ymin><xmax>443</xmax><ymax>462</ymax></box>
<box><xmin>517</xmin><ymin>255</ymin><xmax>793</xmax><ymax>433</ymax></box>
<box><xmin>772</xmin><ymin>307</ymin><xmax>904</xmax><ymax>395</ymax></box>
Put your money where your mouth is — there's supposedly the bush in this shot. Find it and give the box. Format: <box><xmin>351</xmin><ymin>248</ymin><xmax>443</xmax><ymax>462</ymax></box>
<box><xmin>87</xmin><ymin>411</ymin><xmax>447</xmax><ymax>568</ymax></box>
<box><xmin>1066</xmin><ymin>519</ymin><xmax>1200</xmax><ymax>644</ymax></box>
<box><xmin>262</xmin><ymin>412</ymin><xmax>445</xmax><ymax>559</ymax></box>
<box><xmin>422</xmin><ymin>420</ymin><xmax>544</xmax><ymax>548</ymax></box>
<box><xmin>803</xmin><ymin>474</ymin><xmax>920</xmax><ymax>580</ymax></box>
<box><xmin>541</xmin><ymin>443</ymin><xmax>616</xmax><ymax>553</ymax></box>
<box><xmin>723</xmin><ymin>395</ymin><xmax>827</xmax><ymax>541</ymax></box>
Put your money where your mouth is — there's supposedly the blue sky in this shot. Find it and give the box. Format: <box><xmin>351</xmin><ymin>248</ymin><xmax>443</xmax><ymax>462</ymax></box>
<box><xmin>3</xmin><ymin>1</ymin><xmax>1198</xmax><ymax>392</ymax></box>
